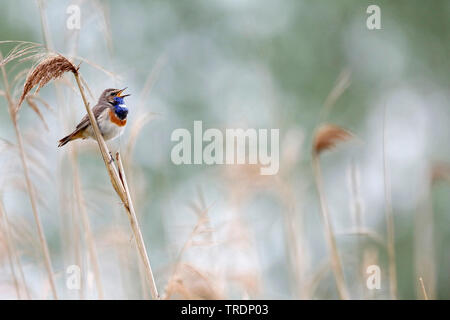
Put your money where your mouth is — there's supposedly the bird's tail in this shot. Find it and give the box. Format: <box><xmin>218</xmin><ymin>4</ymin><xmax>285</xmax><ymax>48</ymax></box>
<box><xmin>58</xmin><ymin>129</ymin><xmax>83</xmax><ymax>147</ymax></box>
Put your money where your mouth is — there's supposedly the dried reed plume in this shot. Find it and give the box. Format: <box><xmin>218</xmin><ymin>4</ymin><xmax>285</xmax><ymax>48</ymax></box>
<box><xmin>312</xmin><ymin>123</ymin><xmax>353</xmax><ymax>299</ymax></box>
<box><xmin>17</xmin><ymin>53</ymin><xmax>159</xmax><ymax>299</ymax></box>
<box><xmin>18</xmin><ymin>54</ymin><xmax>77</xmax><ymax>108</ymax></box>
<box><xmin>1</xmin><ymin>50</ymin><xmax>58</xmax><ymax>299</ymax></box>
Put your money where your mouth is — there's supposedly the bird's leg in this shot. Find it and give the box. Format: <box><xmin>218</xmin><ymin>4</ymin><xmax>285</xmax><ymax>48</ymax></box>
<box><xmin>108</xmin><ymin>151</ymin><xmax>115</xmax><ymax>164</ymax></box>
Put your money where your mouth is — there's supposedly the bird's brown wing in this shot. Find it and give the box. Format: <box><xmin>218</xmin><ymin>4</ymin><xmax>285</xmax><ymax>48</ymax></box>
<box><xmin>75</xmin><ymin>103</ymin><xmax>110</xmax><ymax>130</ymax></box>
<box><xmin>58</xmin><ymin>103</ymin><xmax>111</xmax><ymax>147</ymax></box>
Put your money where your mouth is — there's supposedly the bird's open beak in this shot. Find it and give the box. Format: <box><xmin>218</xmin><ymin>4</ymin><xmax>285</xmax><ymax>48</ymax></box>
<box><xmin>116</xmin><ymin>87</ymin><xmax>130</xmax><ymax>98</ymax></box>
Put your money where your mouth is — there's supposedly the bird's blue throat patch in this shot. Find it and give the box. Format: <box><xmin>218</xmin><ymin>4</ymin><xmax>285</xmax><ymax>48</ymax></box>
<box><xmin>113</xmin><ymin>97</ymin><xmax>128</xmax><ymax>120</ymax></box>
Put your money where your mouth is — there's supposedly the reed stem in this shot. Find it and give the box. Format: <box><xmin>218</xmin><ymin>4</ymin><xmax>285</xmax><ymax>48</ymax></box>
<box><xmin>116</xmin><ymin>153</ymin><xmax>159</xmax><ymax>299</ymax></box>
<box><xmin>0</xmin><ymin>203</ymin><xmax>21</xmax><ymax>299</ymax></box>
<box><xmin>419</xmin><ymin>277</ymin><xmax>429</xmax><ymax>300</ymax></box>
<box><xmin>312</xmin><ymin>153</ymin><xmax>349</xmax><ymax>300</ymax></box>
<box><xmin>383</xmin><ymin>105</ymin><xmax>398</xmax><ymax>299</ymax></box>
<box><xmin>72</xmin><ymin>70</ymin><xmax>159</xmax><ymax>299</ymax></box>
<box><xmin>71</xmin><ymin>150</ymin><xmax>104</xmax><ymax>299</ymax></box>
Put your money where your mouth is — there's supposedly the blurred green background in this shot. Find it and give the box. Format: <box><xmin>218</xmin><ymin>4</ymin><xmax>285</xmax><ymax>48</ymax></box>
<box><xmin>0</xmin><ymin>0</ymin><xmax>449</xmax><ymax>299</ymax></box>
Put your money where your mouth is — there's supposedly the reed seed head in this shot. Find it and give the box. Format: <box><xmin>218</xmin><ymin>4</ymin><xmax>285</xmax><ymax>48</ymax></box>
<box><xmin>431</xmin><ymin>162</ymin><xmax>450</xmax><ymax>183</ymax></box>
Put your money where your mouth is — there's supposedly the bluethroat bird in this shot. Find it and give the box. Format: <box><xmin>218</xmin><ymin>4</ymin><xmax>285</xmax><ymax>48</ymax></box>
<box><xmin>58</xmin><ymin>88</ymin><xmax>130</xmax><ymax>147</ymax></box>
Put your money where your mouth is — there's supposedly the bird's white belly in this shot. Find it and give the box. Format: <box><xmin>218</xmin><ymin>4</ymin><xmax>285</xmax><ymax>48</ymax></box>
<box><xmin>84</xmin><ymin>108</ymin><xmax>125</xmax><ymax>141</ymax></box>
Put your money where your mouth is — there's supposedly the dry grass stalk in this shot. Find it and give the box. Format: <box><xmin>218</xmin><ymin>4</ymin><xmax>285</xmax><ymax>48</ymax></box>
<box><xmin>43</xmin><ymin>26</ymin><xmax>104</xmax><ymax>298</ymax></box>
<box><xmin>382</xmin><ymin>106</ymin><xmax>397</xmax><ymax>299</ymax></box>
<box><xmin>312</xmin><ymin>123</ymin><xmax>352</xmax><ymax>299</ymax></box>
<box><xmin>72</xmin><ymin>55</ymin><xmax>122</xmax><ymax>80</ymax></box>
<box><xmin>34</xmin><ymin>5</ymin><xmax>91</xmax><ymax>299</ymax></box>
<box><xmin>419</xmin><ymin>277</ymin><xmax>429</xmax><ymax>300</ymax></box>
<box><xmin>91</xmin><ymin>0</ymin><xmax>114</xmax><ymax>53</ymax></box>
<box><xmin>1</xmin><ymin>197</ymin><xmax>31</xmax><ymax>299</ymax></box>
<box><xmin>68</xmin><ymin>186</ymin><xmax>84</xmax><ymax>299</ymax></box>
<box><xmin>123</xmin><ymin>111</ymin><xmax>159</xmax><ymax>299</ymax></box>
<box><xmin>1</xmin><ymin>51</ymin><xmax>58</xmax><ymax>299</ymax></box>
<box><xmin>37</xmin><ymin>0</ymin><xmax>54</xmax><ymax>51</ymax></box>
<box><xmin>38</xmin><ymin>4</ymin><xmax>104</xmax><ymax>295</ymax></box>
<box><xmin>321</xmin><ymin>68</ymin><xmax>351</xmax><ymax>120</ymax></box>
<box><xmin>72</xmin><ymin>71</ymin><xmax>127</xmax><ymax>198</ymax></box>
<box><xmin>71</xmin><ymin>149</ymin><xmax>104</xmax><ymax>299</ymax></box>
<box><xmin>348</xmin><ymin>161</ymin><xmax>364</xmax><ymax>229</ymax></box>
<box><xmin>163</xmin><ymin>194</ymin><xmax>220</xmax><ymax>299</ymax></box>
<box><xmin>347</xmin><ymin>161</ymin><xmax>365</xmax><ymax>296</ymax></box>
<box><xmin>0</xmin><ymin>41</ymin><xmax>42</xmax><ymax>67</ymax></box>
<box><xmin>413</xmin><ymin>165</ymin><xmax>437</xmax><ymax>300</ymax></box>
<box><xmin>27</xmin><ymin>94</ymin><xmax>53</xmax><ymax>112</ymax></box>
<box><xmin>25</xmin><ymin>96</ymin><xmax>49</xmax><ymax>130</ymax></box>
<box><xmin>7</xmin><ymin>216</ymin><xmax>39</xmax><ymax>255</ymax></box>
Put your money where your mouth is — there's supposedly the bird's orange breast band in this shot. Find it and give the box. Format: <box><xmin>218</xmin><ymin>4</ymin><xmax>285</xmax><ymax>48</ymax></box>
<box><xmin>109</xmin><ymin>109</ymin><xmax>127</xmax><ymax>127</ymax></box>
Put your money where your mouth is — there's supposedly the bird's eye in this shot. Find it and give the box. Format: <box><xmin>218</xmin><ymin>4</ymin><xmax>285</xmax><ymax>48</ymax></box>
<box><xmin>110</xmin><ymin>92</ymin><xmax>115</xmax><ymax>96</ymax></box>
